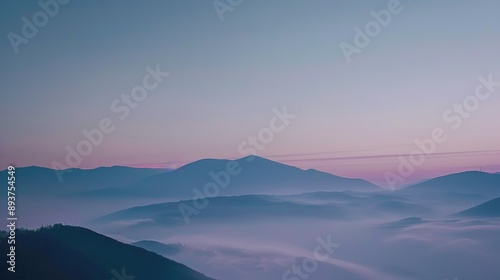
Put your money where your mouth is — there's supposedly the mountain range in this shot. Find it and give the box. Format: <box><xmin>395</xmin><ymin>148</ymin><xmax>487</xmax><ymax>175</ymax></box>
<box><xmin>2</xmin><ymin>158</ymin><xmax>499</xmax><ymax>279</ymax></box>
<box><xmin>0</xmin><ymin>166</ymin><xmax>167</xmax><ymax>198</ymax></box>
<box><xmin>76</xmin><ymin>156</ymin><xmax>381</xmax><ymax>199</ymax></box>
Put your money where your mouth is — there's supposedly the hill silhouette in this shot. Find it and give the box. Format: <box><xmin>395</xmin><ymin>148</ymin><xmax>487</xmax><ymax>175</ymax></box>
<box><xmin>0</xmin><ymin>224</ymin><xmax>214</xmax><ymax>280</ymax></box>
<box><xmin>455</xmin><ymin>197</ymin><xmax>500</xmax><ymax>218</ymax></box>
<box><xmin>401</xmin><ymin>171</ymin><xmax>500</xmax><ymax>197</ymax></box>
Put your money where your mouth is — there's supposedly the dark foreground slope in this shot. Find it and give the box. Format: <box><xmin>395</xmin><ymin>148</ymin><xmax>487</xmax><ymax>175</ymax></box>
<box><xmin>0</xmin><ymin>224</ymin><xmax>214</xmax><ymax>280</ymax></box>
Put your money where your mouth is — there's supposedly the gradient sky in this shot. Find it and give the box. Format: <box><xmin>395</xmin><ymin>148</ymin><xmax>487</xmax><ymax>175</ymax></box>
<box><xmin>1</xmin><ymin>0</ymin><xmax>499</xmax><ymax>185</ymax></box>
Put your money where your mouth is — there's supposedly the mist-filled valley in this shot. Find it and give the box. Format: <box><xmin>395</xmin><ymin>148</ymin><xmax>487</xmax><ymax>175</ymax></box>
<box><xmin>2</xmin><ymin>157</ymin><xmax>499</xmax><ymax>279</ymax></box>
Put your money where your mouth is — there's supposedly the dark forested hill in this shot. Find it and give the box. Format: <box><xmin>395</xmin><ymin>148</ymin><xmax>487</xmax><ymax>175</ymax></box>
<box><xmin>0</xmin><ymin>224</ymin><xmax>214</xmax><ymax>280</ymax></box>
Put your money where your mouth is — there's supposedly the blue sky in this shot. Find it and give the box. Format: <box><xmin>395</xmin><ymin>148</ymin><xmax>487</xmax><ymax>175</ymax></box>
<box><xmin>1</xmin><ymin>0</ymin><xmax>499</xmax><ymax>184</ymax></box>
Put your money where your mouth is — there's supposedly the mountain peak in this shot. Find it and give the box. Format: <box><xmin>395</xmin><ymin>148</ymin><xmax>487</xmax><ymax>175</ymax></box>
<box><xmin>120</xmin><ymin>155</ymin><xmax>379</xmax><ymax>198</ymax></box>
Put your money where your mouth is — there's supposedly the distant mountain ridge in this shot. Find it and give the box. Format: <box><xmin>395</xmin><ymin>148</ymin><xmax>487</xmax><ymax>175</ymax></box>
<box><xmin>0</xmin><ymin>166</ymin><xmax>168</xmax><ymax>197</ymax></box>
<box><xmin>92</xmin><ymin>156</ymin><xmax>380</xmax><ymax>199</ymax></box>
<box><xmin>455</xmin><ymin>197</ymin><xmax>500</xmax><ymax>218</ymax></box>
<box><xmin>401</xmin><ymin>171</ymin><xmax>500</xmax><ymax>196</ymax></box>
<box><xmin>90</xmin><ymin>191</ymin><xmax>431</xmax><ymax>231</ymax></box>
<box><xmin>1</xmin><ymin>157</ymin><xmax>379</xmax><ymax>200</ymax></box>
<box><xmin>91</xmin><ymin>194</ymin><xmax>346</xmax><ymax>227</ymax></box>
